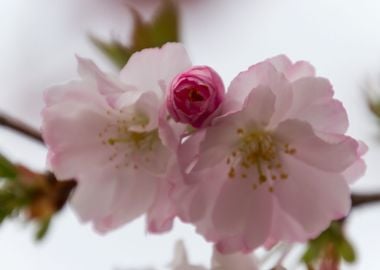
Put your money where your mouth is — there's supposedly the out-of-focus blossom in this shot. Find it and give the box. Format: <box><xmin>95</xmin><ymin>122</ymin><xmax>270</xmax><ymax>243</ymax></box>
<box><xmin>42</xmin><ymin>43</ymin><xmax>191</xmax><ymax>233</ymax></box>
<box><xmin>170</xmin><ymin>240</ymin><xmax>258</xmax><ymax>270</ymax></box>
<box><xmin>167</xmin><ymin>66</ymin><xmax>225</xmax><ymax>128</ymax></box>
<box><xmin>174</xmin><ymin>55</ymin><xmax>366</xmax><ymax>253</ymax></box>
<box><xmin>170</xmin><ymin>241</ymin><xmax>207</xmax><ymax>270</ymax></box>
<box><xmin>211</xmin><ymin>248</ymin><xmax>258</xmax><ymax>270</ymax></box>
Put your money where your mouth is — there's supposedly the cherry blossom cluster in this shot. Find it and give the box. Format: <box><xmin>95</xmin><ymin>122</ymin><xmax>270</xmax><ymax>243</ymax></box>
<box><xmin>42</xmin><ymin>43</ymin><xmax>366</xmax><ymax>254</ymax></box>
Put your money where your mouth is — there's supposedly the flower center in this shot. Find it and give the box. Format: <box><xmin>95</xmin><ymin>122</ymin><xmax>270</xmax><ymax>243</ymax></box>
<box><xmin>98</xmin><ymin>110</ymin><xmax>159</xmax><ymax>170</ymax></box>
<box><xmin>226</xmin><ymin>128</ymin><xmax>297</xmax><ymax>192</ymax></box>
<box><xmin>107</xmin><ymin>130</ymin><xmax>158</xmax><ymax>152</ymax></box>
<box><xmin>188</xmin><ymin>88</ymin><xmax>205</xmax><ymax>102</ymax></box>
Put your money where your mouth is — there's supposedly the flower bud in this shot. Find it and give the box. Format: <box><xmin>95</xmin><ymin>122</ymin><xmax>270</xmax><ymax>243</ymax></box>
<box><xmin>167</xmin><ymin>66</ymin><xmax>225</xmax><ymax>128</ymax></box>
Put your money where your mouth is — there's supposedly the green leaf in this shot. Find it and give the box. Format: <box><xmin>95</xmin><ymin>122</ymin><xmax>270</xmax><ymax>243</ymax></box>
<box><xmin>0</xmin><ymin>154</ymin><xmax>17</xmax><ymax>179</ymax></box>
<box><xmin>91</xmin><ymin>0</ymin><xmax>179</xmax><ymax>69</ymax></box>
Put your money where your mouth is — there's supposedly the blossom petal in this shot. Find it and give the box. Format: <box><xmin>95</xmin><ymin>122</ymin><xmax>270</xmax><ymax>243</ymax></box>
<box><xmin>267</xmin><ymin>55</ymin><xmax>315</xmax><ymax>81</ymax></box>
<box><xmin>126</xmin><ymin>91</ymin><xmax>161</xmax><ymax>132</ymax></box>
<box><xmin>275</xmin><ymin>120</ymin><xmax>359</xmax><ymax>173</ymax></box>
<box><xmin>242</xmin><ymin>85</ymin><xmax>276</xmax><ymax>127</ymax></box>
<box><xmin>120</xmin><ymin>43</ymin><xmax>192</xmax><ymax>96</ymax></box>
<box><xmin>212</xmin><ymin>171</ymin><xmax>273</xmax><ymax>251</ymax></box>
<box><xmin>267</xmin><ymin>55</ymin><xmax>292</xmax><ymax>73</ymax></box>
<box><xmin>192</xmin><ymin>112</ymin><xmax>243</xmax><ymax>172</ymax></box>
<box><xmin>43</xmin><ymin>92</ymin><xmax>114</xmax><ymax>179</ymax></box>
<box><xmin>147</xmin><ymin>177</ymin><xmax>176</xmax><ymax>233</ymax></box>
<box><xmin>274</xmin><ymin>155</ymin><xmax>351</xmax><ymax>236</ymax></box>
<box><xmin>76</xmin><ymin>56</ymin><xmax>129</xmax><ymax>107</ymax></box>
<box><xmin>93</xmin><ymin>170</ymin><xmax>156</xmax><ymax>233</ymax></box>
<box><xmin>267</xmin><ymin>198</ymin><xmax>308</xmax><ymax>244</ymax></box>
<box><xmin>70</xmin><ymin>170</ymin><xmax>118</xmax><ymax>222</ymax></box>
<box><xmin>285</xmin><ymin>61</ymin><xmax>315</xmax><ymax>81</ymax></box>
<box><xmin>343</xmin><ymin>141</ymin><xmax>367</xmax><ymax>184</ymax></box>
<box><xmin>289</xmin><ymin>77</ymin><xmax>348</xmax><ymax>134</ymax></box>
<box><xmin>212</xmin><ymin>180</ymin><xmax>253</xmax><ymax>234</ymax></box>
<box><xmin>227</xmin><ymin>61</ymin><xmax>292</xmax><ymax>127</ymax></box>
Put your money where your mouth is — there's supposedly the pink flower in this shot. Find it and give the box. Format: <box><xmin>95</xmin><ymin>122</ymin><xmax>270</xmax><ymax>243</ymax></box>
<box><xmin>167</xmin><ymin>66</ymin><xmax>225</xmax><ymax>128</ymax></box>
<box><xmin>42</xmin><ymin>43</ymin><xmax>191</xmax><ymax>233</ymax></box>
<box><xmin>174</xmin><ymin>55</ymin><xmax>366</xmax><ymax>253</ymax></box>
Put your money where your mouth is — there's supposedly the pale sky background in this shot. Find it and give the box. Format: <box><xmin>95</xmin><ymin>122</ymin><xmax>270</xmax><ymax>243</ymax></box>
<box><xmin>1</xmin><ymin>0</ymin><xmax>380</xmax><ymax>269</ymax></box>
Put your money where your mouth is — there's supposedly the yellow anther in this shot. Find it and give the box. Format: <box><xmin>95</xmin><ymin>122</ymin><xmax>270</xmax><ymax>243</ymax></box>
<box><xmin>259</xmin><ymin>174</ymin><xmax>267</xmax><ymax>183</ymax></box>
<box><xmin>228</xmin><ymin>167</ymin><xmax>236</xmax><ymax>178</ymax></box>
<box><xmin>108</xmin><ymin>138</ymin><xmax>116</xmax><ymax>145</ymax></box>
<box><xmin>226</xmin><ymin>129</ymin><xmax>292</xmax><ymax>191</ymax></box>
<box><xmin>236</xmin><ymin>128</ymin><xmax>244</xmax><ymax>134</ymax></box>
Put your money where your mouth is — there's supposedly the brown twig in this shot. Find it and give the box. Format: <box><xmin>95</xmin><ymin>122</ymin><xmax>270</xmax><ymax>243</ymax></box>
<box><xmin>351</xmin><ymin>193</ymin><xmax>380</xmax><ymax>207</ymax></box>
<box><xmin>0</xmin><ymin>112</ymin><xmax>43</xmax><ymax>143</ymax></box>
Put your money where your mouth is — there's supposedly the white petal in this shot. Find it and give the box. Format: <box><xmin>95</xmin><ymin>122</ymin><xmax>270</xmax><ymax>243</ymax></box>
<box><xmin>274</xmin><ymin>155</ymin><xmax>350</xmax><ymax>237</ymax></box>
<box><xmin>120</xmin><ymin>43</ymin><xmax>192</xmax><ymax>98</ymax></box>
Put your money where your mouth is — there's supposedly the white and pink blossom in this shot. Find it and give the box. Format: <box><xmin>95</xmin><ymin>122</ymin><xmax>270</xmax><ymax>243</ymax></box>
<box><xmin>174</xmin><ymin>55</ymin><xmax>366</xmax><ymax>253</ymax></box>
<box><xmin>170</xmin><ymin>240</ymin><xmax>258</xmax><ymax>270</ymax></box>
<box><xmin>42</xmin><ymin>43</ymin><xmax>191</xmax><ymax>233</ymax></box>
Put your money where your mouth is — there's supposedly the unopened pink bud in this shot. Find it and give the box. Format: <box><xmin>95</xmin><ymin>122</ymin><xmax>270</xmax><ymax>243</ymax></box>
<box><xmin>167</xmin><ymin>66</ymin><xmax>225</xmax><ymax>128</ymax></box>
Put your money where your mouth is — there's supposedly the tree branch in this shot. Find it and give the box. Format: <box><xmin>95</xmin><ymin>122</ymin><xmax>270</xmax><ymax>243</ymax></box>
<box><xmin>0</xmin><ymin>112</ymin><xmax>43</xmax><ymax>144</ymax></box>
<box><xmin>351</xmin><ymin>193</ymin><xmax>380</xmax><ymax>207</ymax></box>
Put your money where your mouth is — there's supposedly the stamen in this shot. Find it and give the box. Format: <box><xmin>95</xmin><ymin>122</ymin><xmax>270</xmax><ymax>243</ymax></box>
<box><xmin>226</xmin><ymin>128</ymin><xmax>294</xmax><ymax>192</ymax></box>
<box><xmin>228</xmin><ymin>167</ymin><xmax>236</xmax><ymax>178</ymax></box>
<box><xmin>99</xmin><ymin>111</ymin><xmax>159</xmax><ymax>170</ymax></box>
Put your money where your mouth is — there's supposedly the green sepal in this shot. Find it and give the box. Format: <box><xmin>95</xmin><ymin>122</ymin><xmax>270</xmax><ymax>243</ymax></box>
<box><xmin>35</xmin><ymin>217</ymin><xmax>51</xmax><ymax>241</ymax></box>
<box><xmin>0</xmin><ymin>154</ymin><xmax>18</xmax><ymax>179</ymax></box>
<box><xmin>301</xmin><ymin>221</ymin><xmax>356</xmax><ymax>266</ymax></box>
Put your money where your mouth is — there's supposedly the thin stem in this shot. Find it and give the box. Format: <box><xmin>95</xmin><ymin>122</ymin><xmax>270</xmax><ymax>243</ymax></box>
<box><xmin>351</xmin><ymin>193</ymin><xmax>380</xmax><ymax>207</ymax></box>
<box><xmin>0</xmin><ymin>112</ymin><xmax>43</xmax><ymax>144</ymax></box>
<box><xmin>274</xmin><ymin>244</ymin><xmax>293</xmax><ymax>270</ymax></box>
